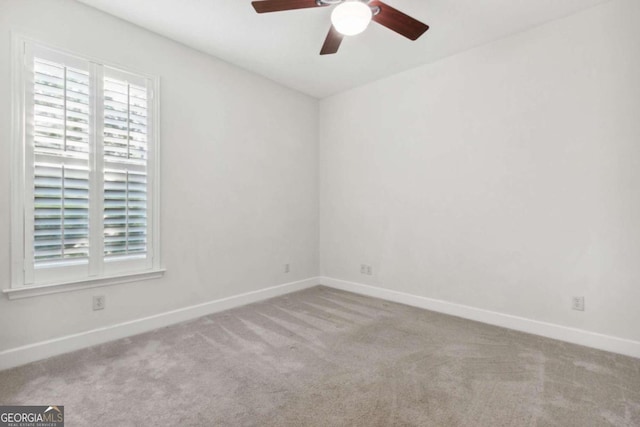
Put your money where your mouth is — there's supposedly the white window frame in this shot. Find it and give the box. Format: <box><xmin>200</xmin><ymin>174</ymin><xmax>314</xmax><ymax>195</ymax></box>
<box><xmin>6</xmin><ymin>34</ymin><xmax>163</xmax><ymax>300</ymax></box>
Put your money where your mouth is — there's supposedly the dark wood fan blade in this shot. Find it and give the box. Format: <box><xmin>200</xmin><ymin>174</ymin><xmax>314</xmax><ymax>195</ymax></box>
<box><xmin>369</xmin><ymin>0</ymin><xmax>429</xmax><ymax>40</ymax></box>
<box><xmin>320</xmin><ymin>25</ymin><xmax>343</xmax><ymax>55</ymax></box>
<box><xmin>252</xmin><ymin>0</ymin><xmax>326</xmax><ymax>13</ymax></box>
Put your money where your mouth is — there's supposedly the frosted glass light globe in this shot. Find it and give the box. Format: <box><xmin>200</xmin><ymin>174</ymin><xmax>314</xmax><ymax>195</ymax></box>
<box><xmin>331</xmin><ymin>1</ymin><xmax>372</xmax><ymax>36</ymax></box>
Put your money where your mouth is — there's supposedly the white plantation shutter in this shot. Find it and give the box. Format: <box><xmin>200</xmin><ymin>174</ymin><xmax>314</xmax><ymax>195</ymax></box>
<box><xmin>33</xmin><ymin>164</ymin><xmax>90</xmax><ymax>262</ymax></box>
<box><xmin>13</xmin><ymin>39</ymin><xmax>160</xmax><ymax>290</ymax></box>
<box><xmin>32</xmin><ymin>59</ymin><xmax>91</xmax><ymax>266</ymax></box>
<box><xmin>103</xmin><ymin>70</ymin><xmax>150</xmax><ymax>261</ymax></box>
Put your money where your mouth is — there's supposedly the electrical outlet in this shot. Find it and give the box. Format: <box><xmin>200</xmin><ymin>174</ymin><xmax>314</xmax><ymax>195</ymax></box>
<box><xmin>360</xmin><ymin>264</ymin><xmax>372</xmax><ymax>276</ymax></box>
<box><xmin>93</xmin><ymin>295</ymin><xmax>105</xmax><ymax>311</ymax></box>
<box><xmin>284</xmin><ymin>263</ymin><xmax>290</xmax><ymax>273</ymax></box>
<box><xmin>572</xmin><ymin>296</ymin><xmax>585</xmax><ymax>311</ymax></box>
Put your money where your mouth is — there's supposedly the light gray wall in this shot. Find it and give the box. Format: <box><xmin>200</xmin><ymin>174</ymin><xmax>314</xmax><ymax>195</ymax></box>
<box><xmin>319</xmin><ymin>0</ymin><xmax>640</xmax><ymax>342</ymax></box>
<box><xmin>0</xmin><ymin>0</ymin><xmax>319</xmax><ymax>351</ymax></box>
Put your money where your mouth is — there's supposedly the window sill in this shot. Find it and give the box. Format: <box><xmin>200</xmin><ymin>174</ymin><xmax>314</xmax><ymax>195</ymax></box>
<box><xmin>3</xmin><ymin>269</ymin><xmax>166</xmax><ymax>300</ymax></box>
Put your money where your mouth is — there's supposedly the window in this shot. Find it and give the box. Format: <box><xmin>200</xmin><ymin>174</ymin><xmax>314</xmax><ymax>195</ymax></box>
<box><xmin>8</xmin><ymin>37</ymin><xmax>162</xmax><ymax>298</ymax></box>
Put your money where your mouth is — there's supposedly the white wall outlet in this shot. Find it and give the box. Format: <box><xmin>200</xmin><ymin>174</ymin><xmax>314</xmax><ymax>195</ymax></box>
<box><xmin>361</xmin><ymin>264</ymin><xmax>372</xmax><ymax>276</ymax></box>
<box><xmin>572</xmin><ymin>296</ymin><xmax>585</xmax><ymax>311</ymax></box>
<box><xmin>284</xmin><ymin>263</ymin><xmax>290</xmax><ymax>273</ymax></box>
<box><xmin>93</xmin><ymin>295</ymin><xmax>105</xmax><ymax>311</ymax></box>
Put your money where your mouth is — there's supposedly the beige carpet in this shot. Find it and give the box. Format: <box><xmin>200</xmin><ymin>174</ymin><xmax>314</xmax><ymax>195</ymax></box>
<box><xmin>1</xmin><ymin>286</ymin><xmax>639</xmax><ymax>426</ymax></box>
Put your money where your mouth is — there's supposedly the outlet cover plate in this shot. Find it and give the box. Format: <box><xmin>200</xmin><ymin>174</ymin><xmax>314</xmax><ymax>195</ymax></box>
<box><xmin>572</xmin><ymin>296</ymin><xmax>585</xmax><ymax>311</ymax></box>
<box><xmin>93</xmin><ymin>295</ymin><xmax>105</xmax><ymax>311</ymax></box>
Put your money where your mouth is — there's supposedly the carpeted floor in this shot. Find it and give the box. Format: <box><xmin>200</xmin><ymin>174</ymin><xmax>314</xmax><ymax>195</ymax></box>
<box><xmin>1</xmin><ymin>286</ymin><xmax>639</xmax><ymax>426</ymax></box>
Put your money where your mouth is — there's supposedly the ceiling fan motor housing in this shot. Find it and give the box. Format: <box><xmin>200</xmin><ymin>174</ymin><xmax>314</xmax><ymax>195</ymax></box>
<box><xmin>317</xmin><ymin>0</ymin><xmax>380</xmax><ymax>14</ymax></box>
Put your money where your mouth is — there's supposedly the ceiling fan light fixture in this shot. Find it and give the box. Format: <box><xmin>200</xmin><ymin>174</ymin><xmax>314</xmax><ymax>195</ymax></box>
<box><xmin>331</xmin><ymin>1</ymin><xmax>372</xmax><ymax>36</ymax></box>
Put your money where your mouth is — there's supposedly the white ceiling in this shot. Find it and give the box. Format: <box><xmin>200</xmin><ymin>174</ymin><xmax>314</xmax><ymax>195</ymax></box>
<box><xmin>77</xmin><ymin>0</ymin><xmax>609</xmax><ymax>98</ymax></box>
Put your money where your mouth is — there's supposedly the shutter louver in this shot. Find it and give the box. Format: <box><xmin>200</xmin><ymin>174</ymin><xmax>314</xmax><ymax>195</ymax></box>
<box><xmin>33</xmin><ymin>58</ymin><xmax>90</xmax><ymax>265</ymax></box>
<box><xmin>103</xmin><ymin>74</ymin><xmax>149</xmax><ymax>259</ymax></box>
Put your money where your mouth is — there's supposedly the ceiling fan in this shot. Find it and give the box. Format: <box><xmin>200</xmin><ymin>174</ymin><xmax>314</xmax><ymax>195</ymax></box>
<box><xmin>251</xmin><ymin>0</ymin><xmax>429</xmax><ymax>55</ymax></box>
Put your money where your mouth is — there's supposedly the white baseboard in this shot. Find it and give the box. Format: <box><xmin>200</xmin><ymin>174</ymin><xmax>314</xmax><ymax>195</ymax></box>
<box><xmin>4</xmin><ymin>275</ymin><xmax>637</xmax><ymax>371</ymax></box>
<box><xmin>0</xmin><ymin>277</ymin><xmax>320</xmax><ymax>371</ymax></box>
<box><xmin>320</xmin><ymin>277</ymin><xmax>640</xmax><ymax>359</ymax></box>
